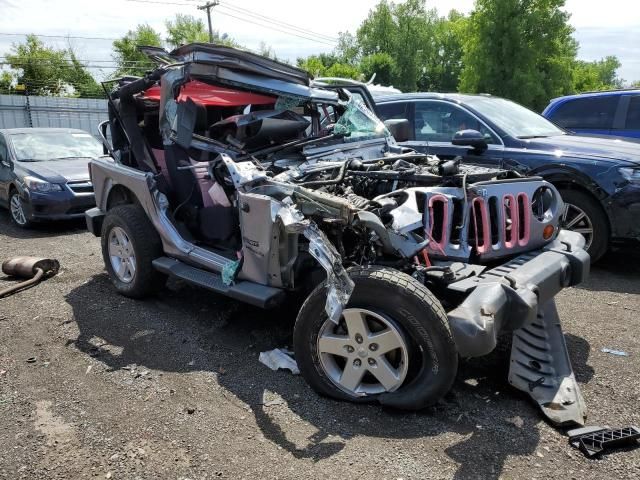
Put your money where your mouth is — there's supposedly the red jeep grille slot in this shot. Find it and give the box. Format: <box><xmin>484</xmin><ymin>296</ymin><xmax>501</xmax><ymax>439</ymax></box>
<box><xmin>471</xmin><ymin>197</ymin><xmax>490</xmax><ymax>253</ymax></box>
<box><xmin>427</xmin><ymin>195</ymin><xmax>449</xmax><ymax>251</ymax></box>
<box><xmin>517</xmin><ymin>193</ymin><xmax>530</xmax><ymax>245</ymax></box>
<box><xmin>503</xmin><ymin>194</ymin><xmax>518</xmax><ymax>248</ymax></box>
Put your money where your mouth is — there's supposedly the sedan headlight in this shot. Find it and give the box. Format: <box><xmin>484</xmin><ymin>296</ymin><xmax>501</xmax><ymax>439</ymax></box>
<box><xmin>619</xmin><ymin>167</ymin><xmax>640</xmax><ymax>183</ymax></box>
<box><xmin>23</xmin><ymin>176</ymin><xmax>63</xmax><ymax>193</ymax></box>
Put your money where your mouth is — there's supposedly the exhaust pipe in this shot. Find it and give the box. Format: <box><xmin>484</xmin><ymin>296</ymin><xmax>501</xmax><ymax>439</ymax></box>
<box><xmin>0</xmin><ymin>257</ymin><xmax>60</xmax><ymax>298</ymax></box>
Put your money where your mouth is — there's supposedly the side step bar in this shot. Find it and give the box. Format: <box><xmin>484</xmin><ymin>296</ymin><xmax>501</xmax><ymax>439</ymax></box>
<box><xmin>152</xmin><ymin>257</ymin><xmax>286</xmax><ymax>309</ymax></box>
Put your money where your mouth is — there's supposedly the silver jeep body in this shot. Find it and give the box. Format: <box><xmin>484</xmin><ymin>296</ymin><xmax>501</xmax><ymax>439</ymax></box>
<box><xmin>86</xmin><ymin>44</ymin><xmax>590</xmax><ymax>426</ymax></box>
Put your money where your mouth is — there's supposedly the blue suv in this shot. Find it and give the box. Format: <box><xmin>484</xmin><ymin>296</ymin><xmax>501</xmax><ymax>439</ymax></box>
<box><xmin>542</xmin><ymin>89</ymin><xmax>640</xmax><ymax>141</ymax></box>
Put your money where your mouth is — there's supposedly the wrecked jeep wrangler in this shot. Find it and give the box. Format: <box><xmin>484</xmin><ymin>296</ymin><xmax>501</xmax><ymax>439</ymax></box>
<box><xmin>86</xmin><ymin>44</ymin><xmax>590</xmax><ymax>426</ymax></box>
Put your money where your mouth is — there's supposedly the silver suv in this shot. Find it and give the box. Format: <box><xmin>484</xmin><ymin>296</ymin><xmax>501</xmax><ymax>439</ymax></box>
<box><xmin>85</xmin><ymin>44</ymin><xmax>590</xmax><ymax>427</ymax></box>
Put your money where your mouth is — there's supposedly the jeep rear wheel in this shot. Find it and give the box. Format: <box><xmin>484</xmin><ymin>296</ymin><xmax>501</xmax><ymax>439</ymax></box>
<box><xmin>101</xmin><ymin>204</ymin><xmax>166</xmax><ymax>298</ymax></box>
<box><xmin>293</xmin><ymin>267</ymin><xmax>458</xmax><ymax>410</ymax></box>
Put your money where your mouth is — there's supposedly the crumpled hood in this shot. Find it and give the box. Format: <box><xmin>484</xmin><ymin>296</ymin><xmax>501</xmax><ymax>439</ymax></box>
<box><xmin>17</xmin><ymin>158</ymin><xmax>91</xmax><ymax>183</ymax></box>
<box><xmin>523</xmin><ymin>135</ymin><xmax>640</xmax><ymax>165</ymax></box>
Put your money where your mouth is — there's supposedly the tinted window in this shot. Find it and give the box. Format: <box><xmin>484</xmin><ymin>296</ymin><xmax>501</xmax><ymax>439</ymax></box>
<box><xmin>625</xmin><ymin>96</ymin><xmax>640</xmax><ymax>130</ymax></box>
<box><xmin>414</xmin><ymin>101</ymin><xmax>499</xmax><ymax>144</ymax></box>
<box><xmin>377</xmin><ymin>102</ymin><xmax>408</xmax><ymax>121</ymax></box>
<box><xmin>551</xmin><ymin>96</ymin><xmax>618</xmax><ymax>130</ymax></box>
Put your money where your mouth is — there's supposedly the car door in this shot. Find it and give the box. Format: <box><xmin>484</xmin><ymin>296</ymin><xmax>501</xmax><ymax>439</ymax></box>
<box><xmin>410</xmin><ymin>100</ymin><xmax>504</xmax><ymax>167</ymax></box>
<box><xmin>0</xmin><ymin>134</ymin><xmax>14</xmax><ymax>205</ymax></box>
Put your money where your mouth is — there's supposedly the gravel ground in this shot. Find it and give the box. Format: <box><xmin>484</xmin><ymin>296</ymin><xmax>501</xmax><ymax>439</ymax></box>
<box><xmin>1</xmin><ymin>211</ymin><xmax>639</xmax><ymax>479</ymax></box>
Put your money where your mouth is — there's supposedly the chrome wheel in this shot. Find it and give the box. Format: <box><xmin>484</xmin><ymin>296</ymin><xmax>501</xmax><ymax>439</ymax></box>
<box><xmin>10</xmin><ymin>193</ymin><xmax>27</xmax><ymax>226</ymax></box>
<box><xmin>561</xmin><ymin>202</ymin><xmax>594</xmax><ymax>250</ymax></box>
<box><xmin>317</xmin><ymin>308</ymin><xmax>409</xmax><ymax>396</ymax></box>
<box><xmin>108</xmin><ymin>226</ymin><xmax>137</xmax><ymax>283</ymax></box>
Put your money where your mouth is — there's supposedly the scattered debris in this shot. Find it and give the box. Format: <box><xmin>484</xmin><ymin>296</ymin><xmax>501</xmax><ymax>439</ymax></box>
<box><xmin>258</xmin><ymin>348</ymin><xmax>299</xmax><ymax>375</ymax></box>
<box><xmin>186</xmin><ymin>407</ymin><xmax>196</xmax><ymax>414</ymax></box>
<box><xmin>25</xmin><ymin>357</ymin><xmax>37</xmax><ymax>363</ymax></box>
<box><xmin>568</xmin><ymin>426</ymin><xmax>640</xmax><ymax>458</ymax></box>
<box><xmin>260</xmin><ymin>390</ymin><xmax>285</xmax><ymax>407</ymax></box>
<box><xmin>601</xmin><ymin>348</ymin><xmax>629</xmax><ymax>356</ymax></box>
<box><xmin>85</xmin><ymin>365</ymin><xmax>93</xmax><ymax>375</ymax></box>
<box><xmin>0</xmin><ymin>369</ymin><xmax>6</xmax><ymax>377</ymax></box>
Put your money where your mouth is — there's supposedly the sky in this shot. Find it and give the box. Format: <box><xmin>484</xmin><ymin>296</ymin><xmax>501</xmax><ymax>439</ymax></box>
<box><xmin>0</xmin><ymin>0</ymin><xmax>639</xmax><ymax>83</ymax></box>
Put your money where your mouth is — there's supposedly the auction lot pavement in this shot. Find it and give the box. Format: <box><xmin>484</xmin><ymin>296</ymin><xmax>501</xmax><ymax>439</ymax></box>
<box><xmin>1</xmin><ymin>211</ymin><xmax>639</xmax><ymax>479</ymax></box>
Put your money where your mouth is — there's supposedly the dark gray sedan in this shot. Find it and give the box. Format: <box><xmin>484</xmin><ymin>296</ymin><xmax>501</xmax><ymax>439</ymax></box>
<box><xmin>0</xmin><ymin>128</ymin><xmax>102</xmax><ymax>227</ymax></box>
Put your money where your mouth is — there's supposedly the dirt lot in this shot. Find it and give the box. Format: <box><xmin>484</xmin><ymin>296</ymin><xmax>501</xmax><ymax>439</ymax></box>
<box><xmin>0</xmin><ymin>211</ymin><xmax>639</xmax><ymax>480</ymax></box>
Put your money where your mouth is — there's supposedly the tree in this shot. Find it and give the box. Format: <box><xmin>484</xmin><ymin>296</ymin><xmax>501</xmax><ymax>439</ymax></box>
<box><xmin>258</xmin><ymin>42</ymin><xmax>278</xmax><ymax>61</ymax></box>
<box><xmin>5</xmin><ymin>35</ymin><xmax>71</xmax><ymax>95</ymax></box>
<box><xmin>460</xmin><ymin>0</ymin><xmax>577</xmax><ymax>110</ymax></box>
<box><xmin>571</xmin><ymin>56</ymin><xmax>622</xmax><ymax>93</ymax></box>
<box><xmin>360</xmin><ymin>52</ymin><xmax>396</xmax><ymax>86</ymax></box>
<box><xmin>165</xmin><ymin>14</ymin><xmax>209</xmax><ymax>48</ymax></box>
<box><xmin>418</xmin><ymin>10</ymin><xmax>467</xmax><ymax>92</ymax></box>
<box><xmin>4</xmin><ymin>35</ymin><xmax>101</xmax><ymax>97</ymax></box>
<box><xmin>112</xmin><ymin>24</ymin><xmax>163</xmax><ymax>77</ymax></box>
<box><xmin>335</xmin><ymin>32</ymin><xmax>360</xmax><ymax>65</ymax></box>
<box><xmin>0</xmin><ymin>71</ymin><xmax>14</xmax><ymax>93</ymax></box>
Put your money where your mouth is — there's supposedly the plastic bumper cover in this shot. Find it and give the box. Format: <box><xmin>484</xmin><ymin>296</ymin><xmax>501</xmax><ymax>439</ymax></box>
<box><xmin>446</xmin><ymin>229</ymin><xmax>589</xmax><ymax>358</ymax></box>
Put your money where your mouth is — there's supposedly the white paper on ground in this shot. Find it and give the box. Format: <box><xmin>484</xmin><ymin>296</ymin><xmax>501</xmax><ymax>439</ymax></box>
<box><xmin>258</xmin><ymin>348</ymin><xmax>300</xmax><ymax>375</ymax></box>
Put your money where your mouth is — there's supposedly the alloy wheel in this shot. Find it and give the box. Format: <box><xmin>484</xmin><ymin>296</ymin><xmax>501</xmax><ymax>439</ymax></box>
<box><xmin>317</xmin><ymin>308</ymin><xmax>409</xmax><ymax>396</ymax></box>
<box><xmin>108</xmin><ymin>226</ymin><xmax>137</xmax><ymax>283</ymax></box>
<box><xmin>561</xmin><ymin>202</ymin><xmax>594</xmax><ymax>250</ymax></box>
<box><xmin>10</xmin><ymin>194</ymin><xmax>27</xmax><ymax>226</ymax></box>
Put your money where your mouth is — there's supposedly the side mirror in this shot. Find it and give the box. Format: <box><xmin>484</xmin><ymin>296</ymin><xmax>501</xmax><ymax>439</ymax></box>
<box><xmin>0</xmin><ymin>159</ymin><xmax>11</xmax><ymax>168</ymax></box>
<box><xmin>383</xmin><ymin>118</ymin><xmax>411</xmax><ymax>142</ymax></box>
<box><xmin>452</xmin><ymin>129</ymin><xmax>488</xmax><ymax>151</ymax></box>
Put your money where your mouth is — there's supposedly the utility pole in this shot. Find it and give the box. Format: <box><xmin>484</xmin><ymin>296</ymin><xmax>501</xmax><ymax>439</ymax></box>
<box><xmin>197</xmin><ymin>1</ymin><xmax>219</xmax><ymax>43</ymax></box>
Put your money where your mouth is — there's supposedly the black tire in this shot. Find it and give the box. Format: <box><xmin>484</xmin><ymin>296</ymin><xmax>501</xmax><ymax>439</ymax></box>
<box><xmin>293</xmin><ymin>266</ymin><xmax>458</xmax><ymax>410</ymax></box>
<box><xmin>558</xmin><ymin>189</ymin><xmax>609</xmax><ymax>262</ymax></box>
<box><xmin>101</xmin><ymin>204</ymin><xmax>166</xmax><ymax>298</ymax></box>
<box><xmin>8</xmin><ymin>189</ymin><xmax>33</xmax><ymax>228</ymax></box>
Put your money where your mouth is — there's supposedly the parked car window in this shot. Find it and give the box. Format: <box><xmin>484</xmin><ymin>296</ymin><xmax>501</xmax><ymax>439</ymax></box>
<box><xmin>377</xmin><ymin>102</ymin><xmax>408</xmax><ymax>121</ymax></box>
<box><xmin>414</xmin><ymin>101</ymin><xmax>499</xmax><ymax>144</ymax></box>
<box><xmin>10</xmin><ymin>131</ymin><xmax>103</xmax><ymax>162</ymax></box>
<box><xmin>625</xmin><ymin>96</ymin><xmax>640</xmax><ymax>130</ymax></box>
<box><xmin>0</xmin><ymin>136</ymin><xmax>8</xmax><ymax>164</ymax></box>
<box><xmin>551</xmin><ymin>96</ymin><xmax>618</xmax><ymax>130</ymax></box>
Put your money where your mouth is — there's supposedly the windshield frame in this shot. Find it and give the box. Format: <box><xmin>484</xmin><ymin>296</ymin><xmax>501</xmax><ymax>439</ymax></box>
<box><xmin>9</xmin><ymin>131</ymin><xmax>103</xmax><ymax>162</ymax></box>
<box><xmin>464</xmin><ymin>96</ymin><xmax>567</xmax><ymax>139</ymax></box>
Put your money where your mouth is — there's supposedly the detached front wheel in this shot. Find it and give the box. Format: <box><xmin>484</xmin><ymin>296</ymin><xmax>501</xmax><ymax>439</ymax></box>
<box><xmin>294</xmin><ymin>267</ymin><xmax>458</xmax><ymax>410</ymax></box>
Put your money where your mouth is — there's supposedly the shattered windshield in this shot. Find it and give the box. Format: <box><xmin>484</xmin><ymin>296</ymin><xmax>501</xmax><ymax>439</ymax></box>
<box><xmin>333</xmin><ymin>96</ymin><xmax>390</xmax><ymax>140</ymax></box>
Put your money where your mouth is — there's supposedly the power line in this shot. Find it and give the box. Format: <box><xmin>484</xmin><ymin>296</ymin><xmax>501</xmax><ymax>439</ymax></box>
<box><xmin>126</xmin><ymin>0</ymin><xmax>336</xmax><ymax>46</ymax></box>
<box><xmin>214</xmin><ymin>7</ymin><xmax>336</xmax><ymax>46</ymax></box>
<box><xmin>217</xmin><ymin>1</ymin><xmax>339</xmax><ymax>42</ymax></box>
<box><xmin>0</xmin><ymin>32</ymin><xmax>119</xmax><ymax>41</ymax></box>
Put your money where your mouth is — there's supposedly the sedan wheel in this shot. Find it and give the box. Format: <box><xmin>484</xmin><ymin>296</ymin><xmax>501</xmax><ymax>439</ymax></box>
<box><xmin>318</xmin><ymin>308</ymin><xmax>409</xmax><ymax>396</ymax></box>
<box><xmin>560</xmin><ymin>202</ymin><xmax>594</xmax><ymax>251</ymax></box>
<box><xmin>9</xmin><ymin>193</ymin><xmax>28</xmax><ymax>226</ymax></box>
<box><xmin>108</xmin><ymin>226</ymin><xmax>137</xmax><ymax>283</ymax></box>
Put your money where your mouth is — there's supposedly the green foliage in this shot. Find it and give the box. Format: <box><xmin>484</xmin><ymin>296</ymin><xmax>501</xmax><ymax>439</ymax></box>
<box><xmin>571</xmin><ymin>56</ymin><xmax>622</xmax><ymax>93</ymax></box>
<box><xmin>0</xmin><ymin>71</ymin><xmax>13</xmax><ymax>93</ymax></box>
<box><xmin>4</xmin><ymin>35</ymin><xmax>101</xmax><ymax>97</ymax></box>
<box><xmin>360</xmin><ymin>52</ymin><xmax>396</xmax><ymax>86</ymax></box>
<box><xmin>112</xmin><ymin>24</ymin><xmax>163</xmax><ymax>77</ymax></box>
<box><xmin>325</xmin><ymin>63</ymin><xmax>361</xmax><ymax>80</ymax></box>
<box><xmin>335</xmin><ymin>32</ymin><xmax>360</xmax><ymax>64</ymax></box>
<box><xmin>459</xmin><ymin>0</ymin><xmax>577</xmax><ymax>111</ymax></box>
<box><xmin>165</xmin><ymin>14</ymin><xmax>209</xmax><ymax>48</ymax></box>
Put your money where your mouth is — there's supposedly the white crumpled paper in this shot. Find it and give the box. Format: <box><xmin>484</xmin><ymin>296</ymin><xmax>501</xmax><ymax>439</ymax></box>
<box><xmin>258</xmin><ymin>348</ymin><xmax>300</xmax><ymax>375</ymax></box>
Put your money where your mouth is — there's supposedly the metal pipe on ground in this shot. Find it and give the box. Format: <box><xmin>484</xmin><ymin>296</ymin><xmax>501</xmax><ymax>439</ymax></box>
<box><xmin>0</xmin><ymin>257</ymin><xmax>60</xmax><ymax>298</ymax></box>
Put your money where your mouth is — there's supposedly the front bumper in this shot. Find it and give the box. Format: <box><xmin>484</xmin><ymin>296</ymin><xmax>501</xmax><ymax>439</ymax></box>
<box><xmin>608</xmin><ymin>182</ymin><xmax>640</xmax><ymax>241</ymax></box>
<box><xmin>21</xmin><ymin>188</ymin><xmax>95</xmax><ymax>221</ymax></box>
<box><xmin>446</xmin><ymin>229</ymin><xmax>590</xmax><ymax>426</ymax></box>
<box><xmin>447</xmin><ymin>229</ymin><xmax>589</xmax><ymax>358</ymax></box>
